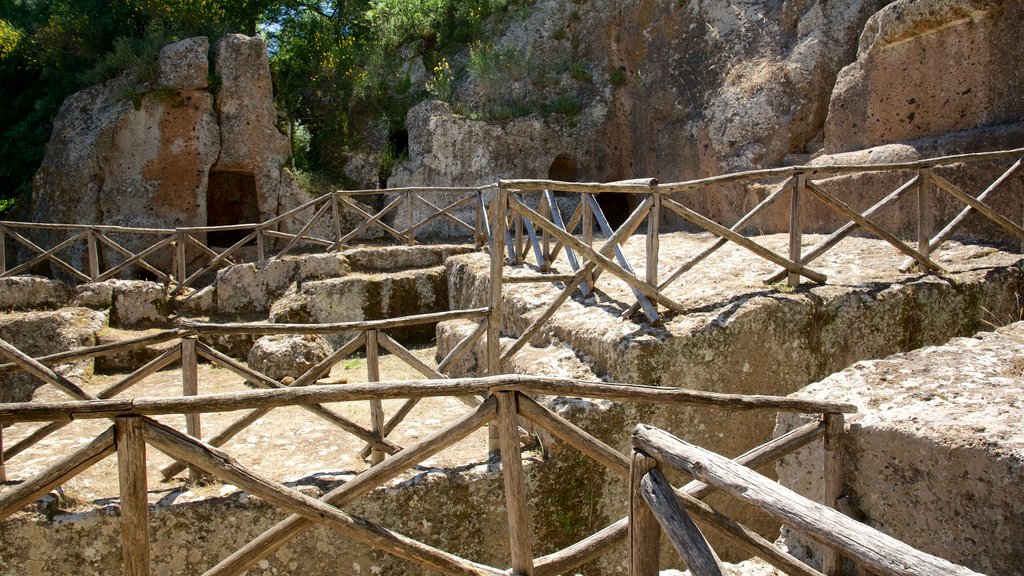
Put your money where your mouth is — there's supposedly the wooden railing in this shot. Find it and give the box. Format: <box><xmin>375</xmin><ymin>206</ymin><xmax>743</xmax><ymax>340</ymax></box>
<box><xmin>487</xmin><ymin>147</ymin><xmax>1024</xmax><ymax>365</ymax></box>
<box><xmin>0</xmin><ymin>308</ymin><xmax>493</xmax><ymax>479</ymax></box>
<box><xmin>2</xmin><ymin>360</ymin><xmax>866</xmax><ymax>576</ymax></box>
<box><xmin>0</xmin><ymin>185</ymin><xmax>488</xmax><ymax>292</ymax></box>
<box><xmin>629</xmin><ymin>424</ymin><xmax>984</xmax><ymax>576</ymax></box>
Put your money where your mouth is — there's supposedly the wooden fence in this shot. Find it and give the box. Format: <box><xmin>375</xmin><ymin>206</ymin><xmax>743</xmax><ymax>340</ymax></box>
<box><xmin>0</xmin><ymin>357</ymin><xmax>984</xmax><ymax>575</ymax></box>
<box><xmin>1</xmin><ymin>148</ymin><xmax>1019</xmax><ymax>574</ymax></box>
<box><xmin>490</xmin><ymin>147</ymin><xmax>1024</xmax><ymax>340</ymax></box>
<box><xmin>0</xmin><ymin>185</ymin><xmax>488</xmax><ymax>293</ymax></box>
<box><xmin>629</xmin><ymin>424</ymin><xmax>983</xmax><ymax>576</ymax></box>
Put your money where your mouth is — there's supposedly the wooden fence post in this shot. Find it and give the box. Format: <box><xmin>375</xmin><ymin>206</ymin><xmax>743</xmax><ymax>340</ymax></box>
<box><xmin>646</xmin><ymin>194</ymin><xmax>660</xmax><ymax>312</ymax></box>
<box><xmin>0</xmin><ymin>223</ymin><xmax>6</xmax><ymax>274</ymax></box>
<box><xmin>331</xmin><ymin>193</ymin><xmax>343</xmax><ymax>246</ymax></box>
<box><xmin>181</xmin><ymin>336</ymin><xmax>203</xmax><ymax>482</ymax></box>
<box><xmin>822</xmin><ymin>412</ymin><xmax>845</xmax><ymax>575</ymax></box>
<box><xmin>256</xmin><ymin>228</ymin><xmax>265</xmax><ymax>267</ymax></box>
<box><xmin>116</xmin><ymin>416</ymin><xmax>151</xmax><ymax>576</ymax></box>
<box><xmin>405</xmin><ymin>191</ymin><xmax>416</xmax><ymax>245</ymax></box>
<box><xmin>175</xmin><ymin>231</ymin><xmax>187</xmax><ymax>290</ymax></box>
<box><xmin>582</xmin><ymin>194</ymin><xmax>594</xmax><ymax>291</ymax></box>
<box><xmin>474</xmin><ymin>190</ymin><xmax>485</xmax><ymax>249</ymax></box>
<box><xmin>366</xmin><ymin>329</ymin><xmax>385</xmax><ymax>465</ymax></box>
<box><xmin>487</xmin><ymin>186</ymin><xmax>509</xmax><ymax>454</ymax></box>
<box><xmin>86</xmin><ymin>228</ymin><xmax>100</xmax><ymax>280</ymax></box>
<box><xmin>0</xmin><ymin>424</ymin><xmax>6</xmax><ymax>482</ymax></box>
<box><xmin>917</xmin><ymin>169</ymin><xmax>932</xmax><ymax>257</ymax></box>
<box><xmin>629</xmin><ymin>450</ymin><xmax>660</xmax><ymax>576</ymax></box>
<box><xmin>497</xmin><ymin>391</ymin><xmax>533</xmax><ymax>575</ymax></box>
<box><xmin>788</xmin><ymin>173</ymin><xmax>805</xmax><ymax>289</ymax></box>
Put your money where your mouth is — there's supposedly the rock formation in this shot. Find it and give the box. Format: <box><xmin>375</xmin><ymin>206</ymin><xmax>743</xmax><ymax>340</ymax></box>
<box><xmin>29</xmin><ymin>34</ymin><xmax>310</xmax><ymax>274</ymax></box>
<box><xmin>390</xmin><ymin>0</ymin><xmax>1023</xmax><ymax>193</ymax></box>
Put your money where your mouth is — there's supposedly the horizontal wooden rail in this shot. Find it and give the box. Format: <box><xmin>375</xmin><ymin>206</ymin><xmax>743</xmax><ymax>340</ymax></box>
<box><xmin>0</xmin><ymin>329</ymin><xmax>181</xmax><ymax>375</ymax></box>
<box><xmin>181</xmin><ymin>308</ymin><xmax>490</xmax><ymax>335</ymax></box>
<box><xmin>0</xmin><ymin>376</ymin><xmax>857</xmax><ymax>424</ymax></box>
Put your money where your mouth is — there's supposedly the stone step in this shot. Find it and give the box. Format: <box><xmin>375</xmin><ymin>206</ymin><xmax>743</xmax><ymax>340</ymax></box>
<box><xmin>92</xmin><ymin>326</ymin><xmax>181</xmax><ymax>374</ymax></box>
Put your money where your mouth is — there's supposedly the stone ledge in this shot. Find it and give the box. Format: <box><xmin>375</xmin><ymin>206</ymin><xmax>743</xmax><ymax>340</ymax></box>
<box><xmin>776</xmin><ymin>322</ymin><xmax>1024</xmax><ymax>575</ymax></box>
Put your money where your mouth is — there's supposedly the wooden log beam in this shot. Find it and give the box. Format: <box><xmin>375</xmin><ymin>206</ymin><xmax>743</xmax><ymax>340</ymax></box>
<box><xmin>97</xmin><ymin>346</ymin><xmax>182</xmax><ymax>400</ymax></box>
<box><xmin>272</xmin><ymin>200</ymin><xmax>331</xmax><ymax>261</ymax></box>
<box><xmin>0</xmin><ymin>377</ymin><xmax>857</xmax><ymax>425</ymax></box>
<box><xmin>640</xmin><ymin>467</ymin><xmax>723</xmax><ymax>576</ymax></box>
<box><xmin>0</xmin><ymin>426</ymin><xmax>116</xmax><ymax>520</ymax></box>
<box><xmin>929</xmin><ymin>171</ymin><xmax>1024</xmax><ymax>242</ymax></box>
<box><xmin>661</xmin><ymin>197</ymin><xmax>827</xmax><ymax>284</ymax></box>
<box><xmin>204</xmin><ymin>396</ymin><xmax>497</xmax><ymax>576</ymax></box>
<box><xmin>181</xmin><ymin>308</ymin><xmax>490</xmax><ymax>335</ymax></box>
<box><xmin>531</xmin><ymin>419</ymin><xmax>828</xmax><ymax>576</ymax></box>
<box><xmin>804</xmin><ymin>181</ymin><xmax>943</xmax><ymax>273</ymax></box>
<box><xmin>437</xmin><ymin>318</ymin><xmax>488</xmax><ymax>374</ymax></box>
<box><xmin>899</xmin><ymin>158</ymin><xmax>1023</xmax><ymax>271</ymax></box>
<box><xmin>94</xmin><ymin>233</ymin><xmax>175</xmax><ymax>284</ymax></box>
<box><xmin>142</xmin><ymin>418</ymin><xmax>504</xmax><ymax>576</ymax></box>
<box><xmin>509</xmin><ymin>195</ymin><xmax>686</xmax><ymax>313</ymax></box>
<box><xmin>1</xmin><ymin>230</ymin><xmax>86</xmax><ymax>278</ymax></box>
<box><xmin>117</xmin><ymin>417</ymin><xmax>151</xmax><ymax>576</ymax></box>
<box><xmin>0</xmin><ymin>330</ymin><xmax>181</xmax><ymax>375</ymax></box>
<box><xmin>517</xmin><ymin>395</ymin><xmax>628</xmax><ymax>477</ymax></box>
<box><xmin>337</xmin><ymin>194</ymin><xmax>410</xmax><ymax>246</ymax></box>
<box><xmin>629</xmin><ymin>451</ymin><xmax>661</xmax><ymax>576</ymax></box>
<box><xmin>765</xmin><ymin>175</ymin><xmax>919</xmax><ymax>284</ymax></box>
<box><xmin>3</xmin><ymin>227</ymin><xmax>90</xmax><ymax>281</ymax></box>
<box><xmin>405</xmin><ymin>194</ymin><xmax>476</xmax><ymax>236</ymax></box>
<box><xmin>632</xmin><ymin>425</ymin><xmax>982</xmax><ymax>576</ymax></box>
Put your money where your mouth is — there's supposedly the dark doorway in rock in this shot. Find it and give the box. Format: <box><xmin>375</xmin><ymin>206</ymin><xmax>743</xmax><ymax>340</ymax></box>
<box><xmin>207</xmin><ymin>170</ymin><xmax>259</xmax><ymax>247</ymax></box>
<box><xmin>595</xmin><ymin>192</ymin><xmax>632</xmax><ymax>230</ymax></box>
<box><xmin>548</xmin><ymin>153</ymin><xmax>578</xmax><ymax>182</ymax></box>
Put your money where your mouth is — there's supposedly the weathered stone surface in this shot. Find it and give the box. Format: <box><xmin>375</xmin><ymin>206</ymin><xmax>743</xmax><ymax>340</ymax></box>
<box><xmin>0</xmin><ymin>276</ymin><xmax>70</xmax><ymax>310</ymax></box>
<box><xmin>775</xmin><ymin>322</ymin><xmax>1024</xmax><ymax>575</ymax></box>
<box><xmin>30</xmin><ymin>68</ymin><xmax>218</xmax><ymax>274</ymax></box>
<box><xmin>344</xmin><ymin>244</ymin><xmax>475</xmax><ymax>272</ymax></box>
<box><xmin>247</xmin><ymin>334</ymin><xmax>333</xmax><ymax>380</ymax></box>
<box><xmin>214</xmin><ymin>259</ymin><xmax>298</xmax><ymax>314</ymax></box>
<box><xmin>825</xmin><ymin>0</ymin><xmax>1024</xmax><ymax>153</ymax></box>
<box><xmin>174</xmin><ymin>285</ymin><xmax>215</xmax><ymax>316</ymax></box>
<box><xmin>295</xmin><ymin>252</ymin><xmax>348</xmax><ymax>282</ymax></box>
<box><xmin>108</xmin><ymin>280</ymin><xmax>169</xmax><ymax>328</ymax></box>
<box><xmin>70</xmin><ymin>282</ymin><xmax>114</xmax><ymax>310</ymax></box>
<box><xmin>93</xmin><ymin>327</ymin><xmax>178</xmax><ymax>374</ymax></box>
<box><xmin>270</xmin><ymin>266</ymin><xmax>449</xmax><ymax>343</ymax></box>
<box><xmin>0</xmin><ymin>308</ymin><xmax>106</xmax><ymax>402</ymax></box>
<box><xmin>391</xmin><ymin>0</ymin><xmax>885</xmax><ymax>193</ymax></box>
<box><xmin>158</xmin><ymin>36</ymin><xmax>209</xmax><ymax>90</ymax></box>
<box><xmin>28</xmin><ymin>33</ymin><xmax>311</xmax><ymax>277</ymax></box>
<box><xmin>271</xmin><ymin>267</ymin><xmax>448</xmax><ymax>323</ymax></box>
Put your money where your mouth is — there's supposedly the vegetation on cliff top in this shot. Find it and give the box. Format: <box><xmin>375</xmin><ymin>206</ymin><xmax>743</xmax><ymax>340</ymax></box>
<box><xmin>0</xmin><ymin>0</ymin><xmax>533</xmax><ymax>214</ymax></box>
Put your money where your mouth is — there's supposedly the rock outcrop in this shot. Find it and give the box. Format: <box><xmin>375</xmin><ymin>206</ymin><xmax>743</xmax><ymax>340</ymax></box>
<box><xmin>247</xmin><ymin>334</ymin><xmax>333</xmax><ymax>380</ymax></box>
<box><xmin>390</xmin><ymin>0</ymin><xmax>1023</xmax><ymax>223</ymax></box>
<box><xmin>776</xmin><ymin>323</ymin><xmax>1024</xmax><ymax>575</ymax></box>
<box><xmin>825</xmin><ymin>0</ymin><xmax>1024</xmax><ymax>154</ymax></box>
<box><xmin>29</xmin><ymin>34</ymin><xmax>310</xmax><ymax>275</ymax></box>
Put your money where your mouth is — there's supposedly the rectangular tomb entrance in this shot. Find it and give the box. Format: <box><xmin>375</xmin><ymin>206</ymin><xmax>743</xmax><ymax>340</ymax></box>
<box><xmin>206</xmin><ymin>170</ymin><xmax>259</xmax><ymax>247</ymax></box>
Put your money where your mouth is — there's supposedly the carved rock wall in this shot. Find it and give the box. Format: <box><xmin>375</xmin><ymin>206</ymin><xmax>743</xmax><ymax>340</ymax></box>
<box><xmin>29</xmin><ymin>35</ymin><xmax>309</xmax><ymax>275</ymax></box>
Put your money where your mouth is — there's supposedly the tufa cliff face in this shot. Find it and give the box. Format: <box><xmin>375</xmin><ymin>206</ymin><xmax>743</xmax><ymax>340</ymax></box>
<box><xmin>391</xmin><ymin>0</ymin><xmax>1024</xmax><ymax>189</ymax></box>
<box><xmin>29</xmin><ymin>34</ymin><xmax>309</xmax><ymax>272</ymax></box>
